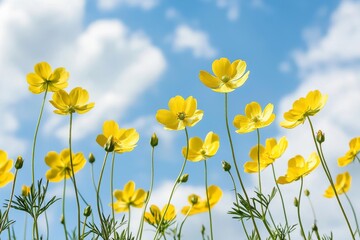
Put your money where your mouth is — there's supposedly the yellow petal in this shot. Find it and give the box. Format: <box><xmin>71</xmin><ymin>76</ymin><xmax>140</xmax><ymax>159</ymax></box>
<box><xmin>199</xmin><ymin>70</ymin><xmax>221</xmax><ymax>89</ymax></box>
<box><xmin>103</xmin><ymin>120</ymin><xmax>120</xmax><ymax>138</ymax></box>
<box><xmin>34</xmin><ymin>62</ymin><xmax>52</xmax><ymax>80</ymax></box>
<box><xmin>212</xmin><ymin>58</ymin><xmax>231</xmax><ymax>78</ymax></box>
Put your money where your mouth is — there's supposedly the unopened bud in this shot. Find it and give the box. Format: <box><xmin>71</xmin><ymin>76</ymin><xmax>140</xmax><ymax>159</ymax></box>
<box><xmin>304</xmin><ymin>189</ymin><xmax>310</xmax><ymax>196</ymax></box>
<box><xmin>316</xmin><ymin>130</ymin><xmax>325</xmax><ymax>144</ymax></box>
<box><xmin>84</xmin><ymin>205</ymin><xmax>92</xmax><ymax>217</ymax></box>
<box><xmin>88</xmin><ymin>153</ymin><xmax>95</xmax><ymax>164</ymax></box>
<box><xmin>150</xmin><ymin>133</ymin><xmax>158</xmax><ymax>147</ymax></box>
<box><xmin>189</xmin><ymin>194</ymin><xmax>198</xmax><ymax>205</ymax></box>
<box><xmin>15</xmin><ymin>156</ymin><xmax>24</xmax><ymax>169</ymax></box>
<box><xmin>179</xmin><ymin>174</ymin><xmax>189</xmax><ymax>183</ymax></box>
<box><xmin>104</xmin><ymin>136</ymin><xmax>115</xmax><ymax>152</ymax></box>
<box><xmin>294</xmin><ymin>197</ymin><xmax>299</xmax><ymax>207</ymax></box>
<box><xmin>60</xmin><ymin>215</ymin><xmax>65</xmax><ymax>224</ymax></box>
<box><xmin>21</xmin><ymin>185</ymin><xmax>31</xmax><ymax>197</ymax></box>
<box><xmin>222</xmin><ymin>161</ymin><xmax>231</xmax><ymax>172</ymax></box>
<box><xmin>312</xmin><ymin>223</ymin><xmax>318</xmax><ymax>232</ymax></box>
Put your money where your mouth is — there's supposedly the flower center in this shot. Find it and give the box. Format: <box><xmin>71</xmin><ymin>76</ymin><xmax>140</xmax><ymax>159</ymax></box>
<box><xmin>221</xmin><ymin>75</ymin><xmax>230</xmax><ymax>83</ymax></box>
<box><xmin>177</xmin><ymin>112</ymin><xmax>186</xmax><ymax>120</ymax></box>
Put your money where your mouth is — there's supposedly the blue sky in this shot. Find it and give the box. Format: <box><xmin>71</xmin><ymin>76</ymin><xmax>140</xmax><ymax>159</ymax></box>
<box><xmin>1</xmin><ymin>0</ymin><xmax>360</xmax><ymax>239</ymax></box>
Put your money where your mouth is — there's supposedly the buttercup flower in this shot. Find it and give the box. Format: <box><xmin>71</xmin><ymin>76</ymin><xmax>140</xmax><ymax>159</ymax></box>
<box><xmin>45</xmin><ymin>149</ymin><xmax>86</xmax><ymax>182</ymax></box>
<box><xmin>156</xmin><ymin>96</ymin><xmax>204</xmax><ymax>130</ymax></box>
<box><xmin>199</xmin><ymin>58</ymin><xmax>250</xmax><ymax>93</ymax></box>
<box><xmin>0</xmin><ymin>150</ymin><xmax>14</xmax><ymax>188</ymax></box>
<box><xmin>277</xmin><ymin>153</ymin><xmax>320</xmax><ymax>184</ymax></box>
<box><xmin>50</xmin><ymin>87</ymin><xmax>95</xmax><ymax>115</ymax></box>
<box><xmin>233</xmin><ymin>102</ymin><xmax>275</xmax><ymax>133</ymax></box>
<box><xmin>280</xmin><ymin>90</ymin><xmax>328</xmax><ymax>129</ymax></box>
<box><xmin>96</xmin><ymin>120</ymin><xmax>139</xmax><ymax>154</ymax></box>
<box><xmin>324</xmin><ymin>172</ymin><xmax>351</xmax><ymax>198</ymax></box>
<box><xmin>181</xmin><ymin>185</ymin><xmax>222</xmax><ymax>216</ymax></box>
<box><xmin>112</xmin><ymin>181</ymin><xmax>147</xmax><ymax>212</ymax></box>
<box><xmin>338</xmin><ymin>137</ymin><xmax>360</xmax><ymax>167</ymax></box>
<box><xmin>244</xmin><ymin>137</ymin><xmax>288</xmax><ymax>173</ymax></box>
<box><xmin>182</xmin><ymin>132</ymin><xmax>220</xmax><ymax>162</ymax></box>
<box><xmin>21</xmin><ymin>185</ymin><xmax>31</xmax><ymax>197</ymax></box>
<box><xmin>26</xmin><ymin>62</ymin><xmax>69</xmax><ymax>94</ymax></box>
<box><xmin>144</xmin><ymin>204</ymin><xmax>176</xmax><ymax>227</ymax></box>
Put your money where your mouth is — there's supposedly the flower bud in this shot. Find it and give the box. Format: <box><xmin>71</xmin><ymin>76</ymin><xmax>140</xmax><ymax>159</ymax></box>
<box><xmin>60</xmin><ymin>215</ymin><xmax>65</xmax><ymax>224</ymax></box>
<box><xmin>88</xmin><ymin>153</ymin><xmax>95</xmax><ymax>164</ymax></box>
<box><xmin>294</xmin><ymin>197</ymin><xmax>299</xmax><ymax>207</ymax></box>
<box><xmin>316</xmin><ymin>130</ymin><xmax>325</xmax><ymax>144</ymax></box>
<box><xmin>312</xmin><ymin>223</ymin><xmax>318</xmax><ymax>232</ymax></box>
<box><xmin>222</xmin><ymin>160</ymin><xmax>231</xmax><ymax>172</ymax></box>
<box><xmin>304</xmin><ymin>189</ymin><xmax>310</xmax><ymax>196</ymax></box>
<box><xmin>83</xmin><ymin>205</ymin><xmax>92</xmax><ymax>217</ymax></box>
<box><xmin>179</xmin><ymin>174</ymin><xmax>189</xmax><ymax>183</ymax></box>
<box><xmin>15</xmin><ymin>156</ymin><xmax>24</xmax><ymax>169</ymax></box>
<box><xmin>189</xmin><ymin>194</ymin><xmax>198</xmax><ymax>205</ymax></box>
<box><xmin>150</xmin><ymin>133</ymin><xmax>158</xmax><ymax>147</ymax></box>
<box><xmin>104</xmin><ymin>136</ymin><xmax>115</xmax><ymax>152</ymax></box>
<box><xmin>21</xmin><ymin>185</ymin><xmax>31</xmax><ymax>197</ymax></box>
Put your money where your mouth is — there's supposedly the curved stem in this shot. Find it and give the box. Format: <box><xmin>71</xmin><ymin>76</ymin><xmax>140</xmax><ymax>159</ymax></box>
<box><xmin>297</xmin><ymin>177</ymin><xmax>306</xmax><ymax>239</ymax></box>
<box><xmin>81</xmin><ymin>215</ymin><xmax>88</xmax><ymax>239</ymax></box>
<box><xmin>307</xmin><ymin>116</ymin><xmax>355</xmax><ymax>239</ymax></box>
<box><xmin>178</xmin><ymin>206</ymin><xmax>192</xmax><ymax>240</ymax></box>
<box><xmin>62</xmin><ymin>177</ymin><xmax>69</xmax><ymax>240</ymax></box>
<box><xmin>91</xmin><ymin>163</ymin><xmax>103</xmax><ymax>212</ymax></box>
<box><xmin>110</xmin><ymin>152</ymin><xmax>116</xmax><ymax>227</ymax></box>
<box><xmin>224</xmin><ymin>93</ymin><xmax>260</xmax><ymax>236</ymax></box>
<box><xmin>96</xmin><ymin>152</ymin><xmax>110</xmax><ymax>230</ymax></box>
<box><xmin>127</xmin><ymin>207</ymin><xmax>132</xmax><ymax>240</ymax></box>
<box><xmin>153</xmin><ymin>127</ymin><xmax>190</xmax><ymax>240</ymax></box>
<box><xmin>0</xmin><ymin>169</ymin><xmax>18</xmax><ymax>232</ymax></box>
<box><xmin>204</xmin><ymin>160</ymin><xmax>214</xmax><ymax>240</ymax></box>
<box><xmin>344</xmin><ymin>193</ymin><xmax>360</xmax><ymax>238</ymax></box>
<box><xmin>45</xmin><ymin>210</ymin><xmax>49</xmax><ymax>240</ymax></box>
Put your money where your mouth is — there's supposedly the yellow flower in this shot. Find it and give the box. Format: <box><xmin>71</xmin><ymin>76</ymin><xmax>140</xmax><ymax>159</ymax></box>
<box><xmin>26</xmin><ymin>62</ymin><xmax>69</xmax><ymax>94</ymax></box>
<box><xmin>96</xmin><ymin>120</ymin><xmax>139</xmax><ymax>153</ymax></box>
<box><xmin>324</xmin><ymin>172</ymin><xmax>351</xmax><ymax>198</ymax></box>
<box><xmin>280</xmin><ymin>90</ymin><xmax>328</xmax><ymax>129</ymax></box>
<box><xmin>50</xmin><ymin>87</ymin><xmax>95</xmax><ymax>115</ymax></box>
<box><xmin>21</xmin><ymin>185</ymin><xmax>31</xmax><ymax>197</ymax></box>
<box><xmin>233</xmin><ymin>102</ymin><xmax>275</xmax><ymax>133</ymax></box>
<box><xmin>144</xmin><ymin>204</ymin><xmax>176</xmax><ymax>228</ymax></box>
<box><xmin>112</xmin><ymin>181</ymin><xmax>147</xmax><ymax>212</ymax></box>
<box><xmin>338</xmin><ymin>137</ymin><xmax>360</xmax><ymax>167</ymax></box>
<box><xmin>277</xmin><ymin>153</ymin><xmax>320</xmax><ymax>184</ymax></box>
<box><xmin>199</xmin><ymin>58</ymin><xmax>249</xmax><ymax>93</ymax></box>
<box><xmin>45</xmin><ymin>149</ymin><xmax>86</xmax><ymax>182</ymax></box>
<box><xmin>182</xmin><ymin>132</ymin><xmax>220</xmax><ymax>162</ymax></box>
<box><xmin>244</xmin><ymin>137</ymin><xmax>288</xmax><ymax>173</ymax></box>
<box><xmin>0</xmin><ymin>150</ymin><xmax>14</xmax><ymax>188</ymax></box>
<box><xmin>156</xmin><ymin>96</ymin><xmax>204</xmax><ymax>131</ymax></box>
<box><xmin>181</xmin><ymin>185</ymin><xmax>222</xmax><ymax>216</ymax></box>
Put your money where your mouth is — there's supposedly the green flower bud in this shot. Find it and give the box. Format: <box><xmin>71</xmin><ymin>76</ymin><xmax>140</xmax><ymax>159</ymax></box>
<box><xmin>179</xmin><ymin>174</ymin><xmax>189</xmax><ymax>183</ymax></box>
<box><xmin>60</xmin><ymin>215</ymin><xmax>65</xmax><ymax>224</ymax></box>
<box><xmin>316</xmin><ymin>130</ymin><xmax>325</xmax><ymax>144</ymax></box>
<box><xmin>222</xmin><ymin>160</ymin><xmax>231</xmax><ymax>172</ymax></box>
<box><xmin>88</xmin><ymin>153</ymin><xmax>95</xmax><ymax>164</ymax></box>
<box><xmin>15</xmin><ymin>156</ymin><xmax>24</xmax><ymax>169</ymax></box>
<box><xmin>190</xmin><ymin>194</ymin><xmax>198</xmax><ymax>205</ymax></box>
<box><xmin>304</xmin><ymin>189</ymin><xmax>310</xmax><ymax>196</ymax></box>
<box><xmin>150</xmin><ymin>133</ymin><xmax>158</xmax><ymax>147</ymax></box>
<box><xmin>104</xmin><ymin>136</ymin><xmax>115</xmax><ymax>152</ymax></box>
<box><xmin>294</xmin><ymin>197</ymin><xmax>299</xmax><ymax>207</ymax></box>
<box><xmin>312</xmin><ymin>223</ymin><xmax>318</xmax><ymax>232</ymax></box>
<box><xmin>84</xmin><ymin>205</ymin><xmax>92</xmax><ymax>217</ymax></box>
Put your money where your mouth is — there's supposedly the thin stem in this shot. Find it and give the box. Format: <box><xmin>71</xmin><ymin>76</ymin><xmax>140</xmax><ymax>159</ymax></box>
<box><xmin>137</xmin><ymin>145</ymin><xmax>156</xmax><ymax>240</ymax></box>
<box><xmin>127</xmin><ymin>207</ymin><xmax>132</xmax><ymax>240</ymax></box>
<box><xmin>68</xmin><ymin>113</ymin><xmax>81</xmax><ymax>238</ymax></box>
<box><xmin>204</xmin><ymin>160</ymin><xmax>214</xmax><ymax>240</ymax></box>
<box><xmin>297</xmin><ymin>177</ymin><xmax>306</xmax><ymax>239</ymax></box>
<box><xmin>153</xmin><ymin>127</ymin><xmax>190</xmax><ymax>240</ymax></box>
<box><xmin>344</xmin><ymin>193</ymin><xmax>360</xmax><ymax>238</ymax></box>
<box><xmin>256</xmin><ymin>129</ymin><xmax>262</xmax><ymax>202</ymax></box>
<box><xmin>62</xmin><ymin>177</ymin><xmax>69</xmax><ymax>240</ymax></box>
<box><xmin>110</xmin><ymin>152</ymin><xmax>116</xmax><ymax>226</ymax></box>
<box><xmin>306</xmin><ymin>194</ymin><xmax>320</xmax><ymax>240</ymax></box>
<box><xmin>224</xmin><ymin>93</ymin><xmax>260</xmax><ymax>236</ymax></box>
<box><xmin>81</xmin><ymin>215</ymin><xmax>89</xmax><ymax>239</ymax></box>
<box><xmin>178</xmin><ymin>206</ymin><xmax>192</xmax><ymax>240</ymax></box>
<box><xmin>0</xmin><ymin>169</ymin><xmax>18</xmax><ymax>233</ymax></box>
<box><xmin>96</xmin><ymin>152</ymin><xmax>110</xmax><ymax>231</ymax></box>
<box><xmin>23</xmin><ymin>214</ymin><xmax>28</xmax><ymax>240</ymax></box>
<box><xmin>91</xmin><ymin>163</ymin><xmax>104</xmax><ymax>212</ymax></box>
<box><xmin>307</xmin><ymin>116</ymin><xmax>355</xmax><ymax>239</ymax></box>
<box><xmin>45</xmin><ymin>210</ymin><xmax>49</xmax><ymax>240</ymax></box>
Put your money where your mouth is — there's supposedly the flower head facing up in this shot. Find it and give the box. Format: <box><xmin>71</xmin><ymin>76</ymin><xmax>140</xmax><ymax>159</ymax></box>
<box><xmin>280</xmin><ymin>90</ymin><xmax>328</xmax><ymax>129</ymax></box>
<box><xmin>182</xmin><ymin>132</ymin><xmax>220</xmax><ymax>162</ymax></box>
<box><xmin>26</xmin><ymin>62</ymin><xmax>69</xmax><ymax>94</ymax></box>
<box><xmin>144</xmin><ymin>204</ymin><xmax>176</xmax><ymax>230</ymax></box>
<box><xmin>181</xmin><ymin>185</ymin><xmax>222</xmax><ymax>216</ymax></box>
<box><xmin>156</xmin><ymin>96</ymin><xmax>204</xmax><ymax>130</ymax></box>
<box><xmin>112</xmin><ymin>181</ymin><xmax>147</xmax><ymax>213</ymax></box>
<box><xmin>45</xmin><ymin>149</ymin><xmax>86</xmax><ymax>182</ymax></box>
<box><xmin>50</xmin><ymin>87</ymin><xmax>95</xmax><ymax>115</ymax></box>
<box><xmin>0</xmin><ymin>150</ymin><xmax>14</xmax><ymax>188</ymax></box>
<box><xmin>199</xmin><ymin>58</ymin><xmax>250</xmax><ymax>93</ymax></box>
<box><xmin>277</xmin><ymin>153</ymin><xmax>320</xmax><ymax>184</ymax></box>
<box><xmin>244</xmin><ymin>137</ymin><xmax>288</xmax><ymax>173</ymax></box>
<box><xmin>233</xmin><ymin>102</ymin><xmax>275</xmax><ymax>133</ymax></box>
<box><xmin>324</xmin><ymin>172</ymin><xmax>351</xmax><ymax>198</ymax></box>
<box><xmin>338</xmin><ymin>137</ymin><xmax>360</xmax><ymax>167</ymax></box>
<box><xmin>96</xmin><ymin>120</ymin><xmax>140</xmax><ymax>154</ymax></box>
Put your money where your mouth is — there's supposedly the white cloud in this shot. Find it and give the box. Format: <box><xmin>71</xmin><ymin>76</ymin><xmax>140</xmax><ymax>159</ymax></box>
<box><xmin>215</xmin><ymin>0</ymin><xmax>239</xmax><ymax>21</ymax></box>
<box><xmin>165</xmin><ymin>7</ymin><xmax>179</xmax><ymax>20</ymax></box>
<box><xmin>172</xmin><ymin>24</ymin><xmax>217</xmax><ymax>59</ymax></box>
<box><xmin>98</xmin><ymin>0</ymin><xmax>159</xmax><ymax>11</ymax></box>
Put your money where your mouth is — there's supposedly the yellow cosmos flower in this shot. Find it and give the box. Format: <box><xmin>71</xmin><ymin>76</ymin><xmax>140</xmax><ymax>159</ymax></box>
<box><xmin>144</xmin><ymin>204</ymin><xmax>176</xmax><ymax>227</ymax></box>
<box><xmin>112</xmin><ymin>181</ymin><xmax>147</xmax><ymax>212</ymax></box>
<box><xmin>156</xmin><ymin>96</ymin><xmax>204</xmax><ymax>131</ymax></box>
<box><xmin>181</xmin><ymin>185</ymin><xmax>222</xmax><ymax>216</ymax></box>
<box><xmin>96</xmin><ymin>120</ymin><xmax>139</xmax><ymax>153</ymax></box>
<box><xmin>50</xmin><ymin>87</ymin><xmax>95</xmax><ymax>115</ymax></box>
<box><xmin>280</xmin><ymin>90</ymin><xmax>328</xmax><ymax>129</ymax></box>
<box><xmin>26</xmin><ymin>62</ymin><xmax>69</xmax><ymax>94</ymax></box>
<box><xmin>21</xmin><ymin>185</ymin><xmax>31</xmax><ymax>197</ymax></box>
<box><xmin>45</xmin><ymin>149</ymin><xmax>86</xmax><ymax>182</ymax></box>
<box><xmin>338</xmin><ymin>137</ymin><xmax>360</xmax><ymax>167</ymax></box>
<box><xmin>324</xmin><ymin>172</ymin><xmax>351</xmax><ymax>198</ymax></box>
<box><xmin>277</xmin><ymin>153</ymin><xmax>320</xmax><ymax>184</ymax></box>
<box><xmin>233</xmin><ymin>102</ymin><xmax>275</xmax><ymax>133</ymax></box>
<box><xmin>244</xmin><ymin>137</ymin><xmax>288</xmax><ymax>173</ymax></box>
<box><xmin>0</xmin><ymin>150</ymin><xmax>14</xmax><ymax>188</ymax></box>
<box><xmin>182</xmin><ymin>132</ymin><xmax>220</xmax><ymax>162</ymax></box>
<box><xmin>199</xmin><ymin>58</ymin><xmax>249</xmax><ymax>93</ymax></box>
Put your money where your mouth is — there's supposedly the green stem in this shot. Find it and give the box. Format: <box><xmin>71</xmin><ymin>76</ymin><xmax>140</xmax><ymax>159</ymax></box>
<box><xmin>31</xmin><ymin>88</ymin><xmax>48</xmax><ymax>187</ymax></box>
<box><xmin>127</xmin><ymin>207</ymin><xmax>132</xmax><ymax>240</ymax></box>
<box><xmin>297</xmin><ymin>177</ymin><xmax>306</xmax><ymax>239</ymax></box>
<box><xmin>62</xmin><ymin>177</ymin><xmax>69</xmax><ymax>240</ymax></box>
<box><xmin>96</xmin><ymin>152</ymin><xmax>110</xmax><ymax>232</ymax></box>
<box><xmin>91</xmin><ymin>163</ymin><xmax>104</xmax><ymax>212</ymax></box>
<box><xmin>224</xmin><ymin>93</ymin><xmax>260</xmax><ymax>237</ymax></box>
<box><xmin>81</xmin><ymin>215</ymin><xmax>88</xmax><ymax>240</ymax></box>
<box><xmin>204</xmin><ymin>160</ymin><xmax>214</xmax><ymax>240</ymax></box>
<box><xmin>178</xmin><ymin>206</ymin><xmax>192</xmax><ymax>240</ymax></box>
<box><xmin>110</xmin><ymin>152</ymin><xmax>116</xmax><ymax>227</ymax></box>
<box><xmin>256</xmin><ymin>129</ymin><xmax>262</xmax><ymax>201</ymax></box>
<box><xmin>0</xmin><ymin>169</ymin><xmax>18</xmax><ymax>233</ymax></box>
<box><xmin>68</xmin><ymin>113</ymin><xmax>81</xmax><ymax>238</ymax></box>
<box><xmin>307</xmin><ymin>116</ymin><xmax>355</xmax><ymax>239</ymax></box>
<box><xmin>23</xmin><ymin>214</ymin><xmax>28</xmax><ymax>240</ymax></box>
<box><xmin>45</xmin><ymin>210</ymin><xmax>49</xmax><ymax>240</ymax></box>
<box><xmin>153</xmin><ymin>127</ymin><xmax>190</xmax><ymax>240</ymax></box>
<box><xmin>344</xmin><ymin>193</ymin><xmax>360</xmax><ymax>238</ymax></box>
